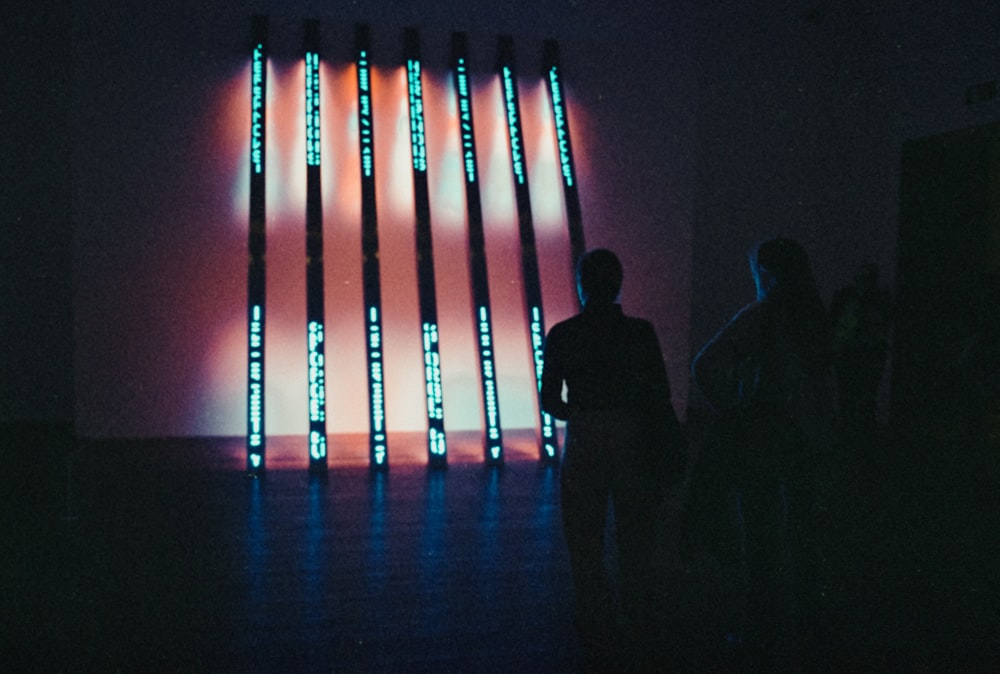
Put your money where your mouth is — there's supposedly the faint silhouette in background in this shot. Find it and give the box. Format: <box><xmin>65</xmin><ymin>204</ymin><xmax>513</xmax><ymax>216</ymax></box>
<box><xmin>830</xmin><ymin>261</ymin><xmax>892</xmax><ymax>441</ymax></box>
<box><xmin>691</xmin><ymin>237</ymin><xmax>836</xmax><ymax>669</ymax></box>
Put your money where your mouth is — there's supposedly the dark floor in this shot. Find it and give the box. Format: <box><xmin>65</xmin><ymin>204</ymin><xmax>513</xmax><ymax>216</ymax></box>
<box><xmin>3</xmin><ymin>425</ymin><xmax>999</xmax><ymax>672</ymax></box>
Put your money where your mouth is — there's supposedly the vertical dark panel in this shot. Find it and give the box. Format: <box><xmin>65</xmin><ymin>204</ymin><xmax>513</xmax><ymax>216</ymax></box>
<box><xmin>304</xmin><ymin>20</ymin><xmax>328</xmax><ymax>473</ymax></box>
<box><xmin>452</xmin><ymin>32</ymin><xmax>504</xmax><ymax>464</ymax></box>
<box><xmin>893</xmin><ymin>124</ymin><xmax>999</xmax><ymax>439</ymax></box>
<box><xmin>542</xmin><ymin>39</ymin><xmax>586</xmax><ymax>283</ymax></box>
<box><xmin>246</xmin><ymin>15</ymin><xmax>267</xmax><ymax>476</ymax></box>
<box><xmin>404</xmin><ymin>28</ymin><xmax>448</xmax><ymax>468</ymax></box>
<box><xmin>497</xmin><ymin>35</ymin><xmax>558</xmax><ymax>463</ymax></box>
<box><xmin>356</xmin><ymin>24</ymin><xmax>388</xmax><ymax>470</ymax></box>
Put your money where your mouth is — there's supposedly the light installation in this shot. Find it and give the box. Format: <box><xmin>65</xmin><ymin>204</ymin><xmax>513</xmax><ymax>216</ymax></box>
<box><xmin>246</xmin><ymin>15</ymin><xmax>267</xmax><ymax>475</ymax></box>
<box><xmin>452</xmin><ymin>32</ymin><xmax>503</xmax><ymax>464</ymax></box>
<box><xmin>356</xmin><ymin>24</ymin><xmax>388</xmax><ymax>470</ymax></box>
<box><xmin>543</xmin><ymin>39</ymin><xmax>586</xmax><ymax>275</ymax></box>
<box><xmin>497</xmin><ymin>36</ymin><xmax>558</xmax><ymax>463</ymax></box>
<box><xmin>404</xmin><ymin>28</ymin><xmax>447</xmax><ymax>468</ymax></box>
<box><xmin>304</xmin><ymin>20</ymin><xmax>328</xmax><ymax>473</ymax></box>
<box><xmin>234</xmin><ymin>22</ymin><xmax>583</xmax><ymax>468</ymax></box>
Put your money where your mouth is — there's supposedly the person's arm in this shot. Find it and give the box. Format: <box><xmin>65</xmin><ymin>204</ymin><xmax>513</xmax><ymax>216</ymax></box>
<box><xmin>692</xmin><ymin>304</ymin><xmax>757</xmax><ymax>413</ymax></box>
<box><xmin>639</xmin><ymin>321</ymin><xmax>673</xmax><ymax>413</ymax></box>
<box><xmin>540</xmin><ymin>326</ymin><xmax>572</xmax><ymax>421</ymax></box>
<box><xmin>635</xmin><ymin>320</ymin><xmax>686</xmax><ymax>487</ymax></box>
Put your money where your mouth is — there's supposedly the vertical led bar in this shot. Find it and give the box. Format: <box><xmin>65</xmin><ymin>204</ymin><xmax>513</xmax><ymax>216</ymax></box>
<box><xmin>404</xmin><ymin>28</ymin><xmax>447</xmax><ymax>468</ymax></box>
<box><xmin>497</xmin><ymin>36</ymin><xmax>557</xmax><ymax>463</ymax></box>
<box><xmin>304</xmin><ymin>20</ymin><xmax>328</xmax><ymax>474</ymax></box>
<box><xmin>246</xmin><ymin>15</ymin><xmax>267</xmax><ymax>476</ymax></box>
<box><xmin>542</xmin><ymin>39</ymin><xmax>586</xmax><ymax>275</ymax></box>
<box><xmin>356</xmin><ymin>25</ymin><xmax>388</xmax><ymax>470</ymax></box>
<box><xmin>451</xmin><ymin>32</ymin><xmax>503</xmax><ymax>464</ymax></box>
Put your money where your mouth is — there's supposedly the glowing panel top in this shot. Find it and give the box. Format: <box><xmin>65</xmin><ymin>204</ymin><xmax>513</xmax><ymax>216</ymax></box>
<box><xmin>306</xmin><ymin>51</ymin><xmax>321</xmax><ymax>167</ymax></box>
<box><xmin>500</xmin><ymin>66</ymin><xmax>525</xmax><ymax>186</ymax></box>
<box><xmin>251</xmin><ymin>43</ymin><xmax>265</xmax><ymax>175</ymax></box>
<box><xmin>358</xmin><ymin>51</ymin><xmax>374</xmax><ymax>179</ymax></box>
<box><xmin>406</xmin><ymin>59</ymin><xmax>427</xmax><ymax>173</ymax></box>
<box><xmin>547</xmin><ymin>66</ymin><xmax>572</xmax><ymax>188</ymax></box>
<box><xmin>455</xmin><ymin>58</ymin><xmax>476</xmax><ymax>185</ymax></box>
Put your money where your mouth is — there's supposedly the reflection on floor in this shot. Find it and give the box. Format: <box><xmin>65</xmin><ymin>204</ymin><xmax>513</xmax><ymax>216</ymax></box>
<box><xmin>4</xmin><ymin>427</ymin><xmax>999</xmax><ymax>671</ymax></box>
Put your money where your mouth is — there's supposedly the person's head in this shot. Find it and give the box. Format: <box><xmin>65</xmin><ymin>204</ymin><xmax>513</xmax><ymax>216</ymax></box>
<box><xmin>749</xmin><ymin>237</ymin><xmax>830</xmax><ymax>364</ymax></box>
<box><xmin>576</xmin><ymin>248</ymin><xmax>623</xmax><ymax>307</ymax></box>
<box><xmin>749</xmin><ymin>237</ymin><xmax>815</xmax><ymax>302</ymax></box>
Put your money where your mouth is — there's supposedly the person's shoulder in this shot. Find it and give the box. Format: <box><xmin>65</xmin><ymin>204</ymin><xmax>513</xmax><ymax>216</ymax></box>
<box><xmin>546</xmin><ymin>313</ymin><xmax>583</xmax><ymax>339</ymax></box>
<box><xmin>731</xmin><ymin>300</ymin><xmax>766</xmax><ymax>323</ymax></box>
<box><xmin>621</xmin><ymin>313</ymin><xmax>655</xmax><ymax>332</ymax></box>
<box><xmin>711</xmin><ymin>301</ymin><xmax>767</xmax><ymax>340</ymax></box>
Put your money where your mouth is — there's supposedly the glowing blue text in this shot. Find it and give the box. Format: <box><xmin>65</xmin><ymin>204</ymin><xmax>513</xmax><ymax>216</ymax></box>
<box><xmin>529</xmin><ymin>306</ymin><xmax>556</xmax><ymax>456</ymax></box>
<box><xmin>455</xmin><ymin>58</ymin><xmax>476</xmax><ymax>184</ymax></box>
<box><xmin>501</xmin><ymin>66</ymin><xmax>524</xmax><ymax>185</ymax></box>
<box><xmin>306</xmin><ymin>52</ymin><xmax>321</xmax><ymax>167</ymax></box>
<box><xmin>307</xmin><ymin>320</ymin><xmax>326</xmax><ymax>460</ymax></box>
<box><xmin>478</xmin><ymin>307</ymin><xmax>502</xmax><ymax>454</ymax></box>
<box><xmin>248</xmin><ymin>304</ymin><xmax>264</xmax><ymax>448</ymax></box>
<box><xmin>368</xmin><ymin>306</ymin><xmax>386</xmax><ymax>464</ymax></box>
<box><xmin>358</xmin><ymin>52</ymin><xmax>373</xmax><ymax>178</ymax></box>
<box><xmin>422</xmin><ymin>322</ymin><xmax>446</xmax><ymax>456</ymax></box>
<box><xmin>548</xmin><ymin>66</ymin><xmax>573</xmax><ymax>188</ymax></box>
<box><xmin>406</xmin><ymin>59</ymin><xmax>427</xmax><ymax>173</ymax></box>
<box><xmin>251</xmin><ymin>44</ymin><xmax>265</xmax><ymax>175</ymax></box>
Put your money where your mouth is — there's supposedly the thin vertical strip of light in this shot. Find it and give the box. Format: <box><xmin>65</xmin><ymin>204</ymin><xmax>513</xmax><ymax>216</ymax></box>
<box><xmin>404</xmin><ymin>28</ymin><xmax>448</xmax><ymax>468</ymax></box>
<box><xmin>496</xmin><ymin>35</ymin><xmax>557</xmax><ymax>463</ymax></box>
<box><xmin>542</xmin><ymin>39</ymin><xmax>586</xmax><ymax>281</ymax></box>
<box><xmin>355</xmin><ymin>24</ymin><xmax>388</xmax><ymax>470</ymax></box>
<box><xmin>451</xmin><ymin>32</ymin><xmax>503</xmax><ymax>464</ymax></box>
<box><xmin>246</xmin><ymin>15</ymin><xmax>268</xmax><ymax>476</ymax></box>
<box><xmin>304</xmin><ymin>20</ymin><xmax>328</xmax><ymax>473</ymax></box>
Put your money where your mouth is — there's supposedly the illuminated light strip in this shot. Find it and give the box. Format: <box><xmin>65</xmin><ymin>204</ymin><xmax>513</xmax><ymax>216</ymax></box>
<box><xmin>305</xmin><ymin>51</ymin><xmax>321</xmax><ymax>167</ymax></box>
<box><xmin>304</xmin><ymin>20</ymin><xmax>328</xmax><ymax>473</ymax></box>
<box><xmin>307</xmin><ymin>321</ymin><xmax>327</xmax><ymax>459</ymax></box>
<box><xmin>356</xmin><ymin>25</ymin><xmax>388</xmax><ymax>469</ymax></box>
<box><xmin>249</xmin><ymin>304</ymin><xmax>264</xmax><ymax>452</ymax></box>
<box><xmin>497</xmin><ymin>35</ymin><xmax>557</xmax><ymax>463</ymax></box>
<box><xmin>543</xmin><ymin>39</ymin><xmax>586</xmax><ymax>269</ymax></box>
<box><xmin>422</xmin><ymin>322</ymin><xmax>445</xmax><ymax>458</ymax></box>
<box><xmin>357</xmin><ymin>38</ymin><xmax>374</xmax><ymax>179</ymax></box>
<box><xmin>406</xmin><ymin>60</ymin><xmax>427</xmax><ymax>173</ymax></box>
<box><xmin>246</xmin><ymin>15</ymin><xmax>268</xmax><ymax>475</ymax></box>
<box><xmin>530</xmin><ymin>306</ymin><xmax>555</xmax><ymax>445</ymax></box>
<box><xmin>404</xmin><ymin>28</ymin><xmax>447</xmax><ymax>467</ymax></box>
<box><xmin>548</xmin><ymin>69</ymin><xmax>571</xmax><ymax>187</ymax></box>
<box><xmin>454</xmin><ymin>48</ymin><xmax>477</xmax><ymax>183</ymax></box>
<box><xmin>478</xmin><ymin>306</ymin><xmax>502</xmax><ymax>456</ymax></box>
<box><xmin>368</xmin><ymin>306</ymin><xmax>387</xmax><ymax>466</ymax></box>
<box><xmin>500</xmin><ymin>65</ymin><xmax>525</xmax><ymax>186</ymax></box>
<box><xmin>251</xmin><ymin>44</ymin><xmax>264</xmax><ymax>175</ymax></box>
<box><xmin>452</xmin><ymin>32</ymin><xmax>503</xmax><ymax>463</ymax></box>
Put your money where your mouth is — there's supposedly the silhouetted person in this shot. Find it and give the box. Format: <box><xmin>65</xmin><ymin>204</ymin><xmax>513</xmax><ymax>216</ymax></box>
<box><xmin>541</xmin><ymin>248</ymin><xmax>684</xmax><ymax>672</ymax></box>
<box><xmin>692</xmin><ymin>238</ymin><xmax>834</xmax><ymax>670</ymax></box>
<box><xmin>951</xmin><ymin>271</ymin><xmax>1000</xmax><ymax>450</ymax></box>
<box><xmin>830</xmin><ymin>261</ymin><xmax>891</xmax><ymax>441</ymax></box>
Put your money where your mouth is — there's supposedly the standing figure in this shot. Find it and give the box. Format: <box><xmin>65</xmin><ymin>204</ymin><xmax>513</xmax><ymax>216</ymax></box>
<box><xmin>541</xmin><ymin>249</ymin><xmax>684</xmax><ymax>671</ymax></box>
<box><xmin>692</xmin><ymin>238</ymin><xmax>834</xmax><ymax>668</ymax></box>
<box><xmin>829</xmin><ymin>261</ymin><xmax>891</xmax><ymax>440</ymax></box>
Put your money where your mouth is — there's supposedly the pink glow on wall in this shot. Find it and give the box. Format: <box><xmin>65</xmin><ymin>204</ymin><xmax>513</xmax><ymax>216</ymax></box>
<box><xmin>198</xmin><ymin>53</ymin><xmax>582</xmax><ymax>449</ymax></box>
<box><xmin>70</xmin><ymin>22</ymin><xmax>698</xmax><ymax>451</ymax></box>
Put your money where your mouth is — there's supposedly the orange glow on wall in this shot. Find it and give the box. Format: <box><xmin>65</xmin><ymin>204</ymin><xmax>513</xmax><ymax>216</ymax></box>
<box><xmin>200</xmin><ymin>44</ymin><xmax>583</xmax><ymax>458</ymax></box>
